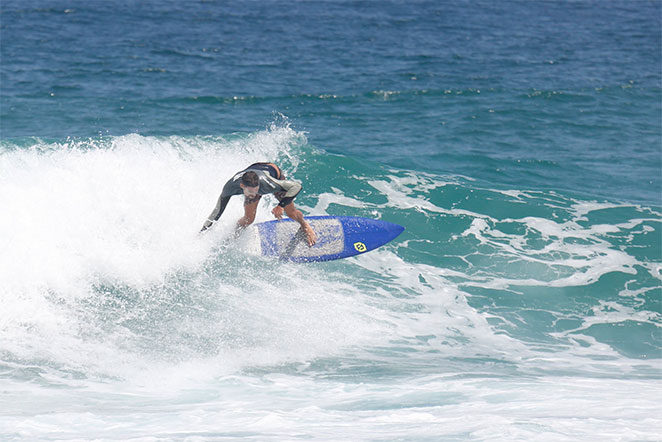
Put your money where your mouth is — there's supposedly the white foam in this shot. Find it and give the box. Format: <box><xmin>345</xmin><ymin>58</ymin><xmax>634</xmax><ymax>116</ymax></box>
<box><xmin>309</xmin><ymin>186</ymin><xmax>370</xmax><ymax>214</ymax></box>
<box><xmin>2</xmin><ymin>128</ymin><xmax>363</xmax><ymax>381</ymax></box>
<box><xmin>3</xmin><ymin>373</ymin><xmax>660</xmax><ymax>441</ymax></box>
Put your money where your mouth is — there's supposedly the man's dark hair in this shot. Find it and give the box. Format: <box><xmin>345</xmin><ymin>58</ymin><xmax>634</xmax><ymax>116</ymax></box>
<box><xmin>241</xmin><ymin>171</ymin><xmax>260</xmax><ymax>187</ymax></box>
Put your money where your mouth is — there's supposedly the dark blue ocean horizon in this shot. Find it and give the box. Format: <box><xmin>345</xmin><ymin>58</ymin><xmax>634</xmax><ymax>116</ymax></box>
<box><xmin>2</xmin><ymin>0</ymin><xmax>661</xmax><ymax>204</ymax></box>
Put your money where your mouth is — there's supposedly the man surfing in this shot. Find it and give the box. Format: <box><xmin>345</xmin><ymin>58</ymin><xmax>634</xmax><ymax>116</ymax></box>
<box><xmin>200</xmin><ymin>162</ymin><xmax>317</xmax><ymax>246</ymax></box>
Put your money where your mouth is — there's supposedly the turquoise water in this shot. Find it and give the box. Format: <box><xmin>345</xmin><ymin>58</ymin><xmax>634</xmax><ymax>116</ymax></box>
<box><xmin>1</xmin><ymin>1</ymin><xmax>661</xmax><ymax>440</ymax></box>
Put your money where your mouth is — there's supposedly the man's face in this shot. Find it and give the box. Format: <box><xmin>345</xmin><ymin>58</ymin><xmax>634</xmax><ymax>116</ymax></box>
<box><xmin>241</xmin><ymin>184</ymin><xmax>259</xmax><ymax>198</ymax></box>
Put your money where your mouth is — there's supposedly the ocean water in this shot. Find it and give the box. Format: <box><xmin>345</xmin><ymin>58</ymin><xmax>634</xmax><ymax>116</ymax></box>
<box><xmin>1</xmin><ymin>1</ymin><xmax>661</xmax><ymax>441</ymax></box>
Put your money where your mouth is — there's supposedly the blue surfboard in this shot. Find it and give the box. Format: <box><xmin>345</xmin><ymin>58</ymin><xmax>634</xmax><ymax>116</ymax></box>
<box><xmin>243</xmin><ymin>216</ymin><xmax>404</xmax><ymax>262</ymax></box>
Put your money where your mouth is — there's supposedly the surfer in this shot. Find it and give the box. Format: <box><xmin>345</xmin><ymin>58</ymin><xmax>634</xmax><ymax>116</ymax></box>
<box><xmin>200</xmin><ymin>162</ymin><xmax>317</xmax><ymax>246</ymax></box>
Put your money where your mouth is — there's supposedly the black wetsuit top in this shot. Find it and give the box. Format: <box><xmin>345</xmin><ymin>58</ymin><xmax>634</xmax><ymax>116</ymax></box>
<box><xmin>201</xmin><ymin>163</ymin><xmax>302</xmax><ymax>231</ymax></box>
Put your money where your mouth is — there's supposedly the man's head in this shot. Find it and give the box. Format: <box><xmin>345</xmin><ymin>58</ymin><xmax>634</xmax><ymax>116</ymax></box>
<box><xmin>240</xmin><ymin>171</ymin><xmax>260</xmax><ymax>197</ymax></box>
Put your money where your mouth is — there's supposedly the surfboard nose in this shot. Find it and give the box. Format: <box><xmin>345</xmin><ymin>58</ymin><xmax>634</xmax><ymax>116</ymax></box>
<box><xmin>344</xmin><ymin>217</ymin><xmax>404</xmax><ymax>247</ymax></box>
<box><xmin>382</xmin><ymin>220</ymin><xmax>405</xmax><ymax>241</ymax></box>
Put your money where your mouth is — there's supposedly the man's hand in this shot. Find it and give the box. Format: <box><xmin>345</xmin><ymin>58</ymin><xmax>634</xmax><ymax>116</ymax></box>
<box><xmin>272</xmin><ymin>205</ymin><xmax>284</xmax><ymax>220</ymax></box>
<box><xmin>200</xmin><ymin>219</ymin><xmax>214</xmax><ymax>233</ymax></box>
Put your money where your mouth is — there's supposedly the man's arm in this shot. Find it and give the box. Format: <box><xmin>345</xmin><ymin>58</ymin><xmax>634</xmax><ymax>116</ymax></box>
<box><xmin>270</xmin><ymin>178</ymin><xmax>302</xmax><ymax>208</ymax></box>
<box><xmin>200</xmin><ymin>195</ymin><xmax>231</xmax><ymax>232</ymax></box>
<box><xmin>200</xmin><ymin>179</ymin><xmax>240</xmax><ymax>232</ymax></box>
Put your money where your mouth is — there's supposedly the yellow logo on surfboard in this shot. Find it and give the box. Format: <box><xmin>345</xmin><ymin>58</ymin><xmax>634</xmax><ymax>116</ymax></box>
<box><xmin>353</xmin><ymin>242</ymin><xmax>367</xmax><ymax>253</ymax></box>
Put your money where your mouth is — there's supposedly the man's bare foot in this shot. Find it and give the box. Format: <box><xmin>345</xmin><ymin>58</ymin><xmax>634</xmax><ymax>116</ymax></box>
<box><xmin>303</xmin><ymin>224</ymin><xmax>317</xmax><ymax>246</ymax></box>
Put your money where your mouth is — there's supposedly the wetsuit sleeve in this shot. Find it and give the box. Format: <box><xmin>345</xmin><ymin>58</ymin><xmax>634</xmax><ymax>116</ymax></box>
<box><xmin>272</xmin><ymin>178</ymin><xmax>302</xmax><ymax>207</ymax></box>
<box><xmin>200</xmin><ymin>180</ymin><xmax>239</xmax><ymax>231</ymax></box>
